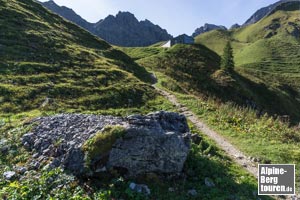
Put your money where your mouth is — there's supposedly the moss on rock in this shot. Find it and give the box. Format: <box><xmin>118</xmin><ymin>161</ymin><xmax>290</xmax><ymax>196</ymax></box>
<box><xmin>82</xmin><ymin>125</ymin><xmax>126</xmax><ymax>160</ymax></box>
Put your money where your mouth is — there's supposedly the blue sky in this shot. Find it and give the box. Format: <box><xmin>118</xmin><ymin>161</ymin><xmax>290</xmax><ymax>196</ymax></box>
<box><xmin>39</xmin><ymin>0</ymin><xmax>278</xmax><ymax>36</ymax></box>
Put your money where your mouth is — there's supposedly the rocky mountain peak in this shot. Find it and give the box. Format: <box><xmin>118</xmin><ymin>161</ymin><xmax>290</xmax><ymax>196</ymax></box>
<box><xmin>116</xmin><ymin>11</ymin><xmax>136</xmax><ymax>19</ymax></box>
<box><xmin>40</xmin><ymin>1</ymin><xmax>172</xmax><ymax>47</ymax></box>
<box><xmin>92</xmin><ymin>11</ymin><xmax>172</xmax><ymax>46</ymax></box>
<box><xmin>192</xmin><ymin>23</ymin><xmax>227</xmax><ymax>37</ymax></box>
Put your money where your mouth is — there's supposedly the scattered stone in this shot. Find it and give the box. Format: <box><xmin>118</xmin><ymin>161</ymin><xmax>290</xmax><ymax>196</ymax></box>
<box><xmin>29</xmin><ymin>161</ymin><xmax>40</xmax><ymax>170</ymax></box>
<box><xmin>0</xmin><ymin>139</ymin><xmax>10</xmax><ymax>154</ymax></box>
<box><xmin>95</xmin><ymin>167</ymin><xmax>107</xmax><ymax>173</ymax></box>
<box><xmin>235</xmin><ymin>154</ymin><xmax>244</xmax><ymax>159</ymax></box>
<box><xmin>49</xmin><ymin>158</ymin><xmax>61</xmax><ymax>169</ymax></box>
<box><xmin>129</xmin><ymin>182</ymin><xmax>151</xmax><ymax>195</ymax></box>
<box><xmin>291</xmin><ymin>195</ymin><xmax>298</xmax><ymax>200</ymax></box>
<box><xmin>263</xmin><ymin>159</ymin><xmax>272</xmax><ymax>164</ymax></box>
<box><xmin>250</xmin><ymin>157</ymin><xmax>260</xmax><ymax>163</ymax></box>
<box><xmin>168</xmin><ymin>187</ymin><xmax>175</xmax><ymax>192</ymax></box>
<box><xmin>3</xmin><ymin>171</ymin><xmax>16</xmax><ymax>180</ymax></box>
<box><xmin>205</xmin><ymin>177</ymin><xmax>215</xmax><ymax>187</ymax></box>
<box><xmin>0</xmin><ymin>139</ymin><xmax>8</xmax><ymax>146</ymax></box>
<box><xmin>14</xmin><ymin>166</ymin><xmax>27</xmax><ymax>174</ymax></box>
<box><xmin>191</xmin><ymin>134</ymin><xmax>202</xmax><ymax>145</ymax></box>
<box><xmin>32</xmin><ymin>153</ymin><xmax>39</xmax><ymax>159</ymax></box>
<box><xmin>187</xmin><ymin>189</ymin><xmax>198</xmax><ymax>196</ymax></box>
<box><xmin>129</xmin><ymin>182</ymin><xmax>136</xmax><ymax>190</ymax></box>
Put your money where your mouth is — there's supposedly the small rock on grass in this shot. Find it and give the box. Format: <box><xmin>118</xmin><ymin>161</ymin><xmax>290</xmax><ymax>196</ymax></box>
<box><xmin>205</xmin><ymin>177</ymin><xmax>215</xmax><ymax>187</ymax></box>
<box><xmin>3</xmin><ymin>171</ymin><xmax>16</xmax><ymax>180</ymax></box>
<box><xmin>14</xmin><ymin>166</ymin><xmax>27</xmax><ymax>174</ymax></box>
<box><xmin>191</xmin><ymin>134</ymin><xmax>202</xmax><ymax>145</ymax></box>
<box><xmin>187</xmin><ymin>189</ymin><xmax>198</xmax><ymax>196</ymax></box>
<box><xmin>129</xmin><ymin>182</ymin><xmax>151</xmax><ymax>195</ymax></box>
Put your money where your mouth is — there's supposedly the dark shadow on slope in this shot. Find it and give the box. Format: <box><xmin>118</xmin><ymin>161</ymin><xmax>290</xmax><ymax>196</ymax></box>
<box><xmin>191</xmin><ymin>69</ymin><xmax>300</xmax><ymax>124</ymax></box>
<box><xmin>228</xmin><ymin>71</ymin><xmax>300</xmax><ymax>124</ymax></box>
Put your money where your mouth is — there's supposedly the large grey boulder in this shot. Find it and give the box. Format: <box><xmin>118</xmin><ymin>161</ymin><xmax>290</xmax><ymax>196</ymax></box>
<box><xmin>21</xmin><ymin>111</ymin><xmax>191</xmax><ymax>177</ymax></box>
<box><xmin>108</xmin><ymin>112</ymin><xmax>190</xmax><ymax>175</ymax></box>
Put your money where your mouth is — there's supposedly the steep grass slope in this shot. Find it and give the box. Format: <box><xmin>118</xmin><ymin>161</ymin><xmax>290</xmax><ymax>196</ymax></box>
<box><xmin>132</xmin><ymin>43</ymin><xmax>300</xmax><ymax>121</ymax></box>
<box><xmin>0</xmin><ymin>0</ymin><xmax>162</xmax><ymax>114</ymax></box>
<box><xmin>194</xmin><ymin>2</ymin><xmax>300</xmax><ymax>121</ymax></box>
<box><xmin>138</xmin><ymin>44</ymin><xmax>220</xmax><ymax>93</ymax></box>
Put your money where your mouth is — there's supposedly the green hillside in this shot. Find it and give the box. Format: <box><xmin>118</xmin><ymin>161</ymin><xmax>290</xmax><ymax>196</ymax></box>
<box><xmin>194</xmin><ymin>2</ymin><xmax>300</xmax><ymax>122</ymax></box>
<box><xmin>138</xmin><ymin>44</ymin><xmax>219</xmax><ymax>92</ymax></box>
<box><xmin>131</xmin><ymin>43</ymin><xmax>300</xmax><ymax>121</ymax></box>
<box><xmin>117</xmin><ymin>46</ymin><xmax>165</xmax><ymax>61</ymax></box>
<box><xmin>0</xmin><ymin>0</ymin><xmax>167</xmax><ymax>115</ymax></box>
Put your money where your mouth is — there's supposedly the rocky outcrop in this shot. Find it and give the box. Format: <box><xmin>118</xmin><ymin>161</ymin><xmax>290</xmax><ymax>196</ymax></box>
<box><xmin>41</xmin><ymin>1</ymin><xmax>172</xmax><ymax>47</ymax></box>
<box><xmin>192</xmin><ymin>23</ymin><xmax>227</xmax><ymax>37</ymax></box>
<box><xmin>21</xmin><ymin>111</ymin><xmax>191</xmax><ymax>177</ymax></box>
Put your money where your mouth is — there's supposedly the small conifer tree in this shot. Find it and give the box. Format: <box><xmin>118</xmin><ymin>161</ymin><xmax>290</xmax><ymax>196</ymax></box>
<box><xmin>221</xmin><ymin>41</ymin><xmax>234</xmax><ymax>71</ymax></box>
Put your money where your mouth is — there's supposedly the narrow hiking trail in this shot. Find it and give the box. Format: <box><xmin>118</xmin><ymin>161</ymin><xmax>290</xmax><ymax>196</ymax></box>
<box><xmin>154</xmin><ymin>86</ymin><xmax>258</xmax><ymax>177</ymax></box>
<box><xmin>155</xmin><ymin>86</ymin><xmax>296</xmax><ymax>199</ymax></box>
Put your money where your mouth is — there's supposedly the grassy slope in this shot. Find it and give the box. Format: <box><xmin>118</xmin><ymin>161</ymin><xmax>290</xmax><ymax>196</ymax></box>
<box><xmin>0</xmin><ymin>0</ymin><xmax>173</xmax><ymax>115</ymax></box>
<box><xmin>195</xmin><ymin>6</ymin><xmax>300</xmax><ymax>121</ymax></box>
<box><xmin>117</xmin><ymin>46</ymin><xmax>166</xmax><ymax>61</ymax></box>
<box><xmin>134</xmin><ymin>43</ymin><xmax>300</xmax><ymax>121</ymax></box>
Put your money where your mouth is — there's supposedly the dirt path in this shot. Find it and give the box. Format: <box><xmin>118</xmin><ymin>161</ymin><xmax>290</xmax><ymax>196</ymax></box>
<box><xmin>154</xmin><ymin>86</ymin><xmax>258</xmax><ymax>177</ymax></box>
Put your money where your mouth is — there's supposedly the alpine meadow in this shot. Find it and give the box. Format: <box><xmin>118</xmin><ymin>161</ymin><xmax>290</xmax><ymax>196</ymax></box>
<box><xmin>0</xmin><ymin>0</ymin><xmax>300</xmax><ymax>199</ymax></box>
